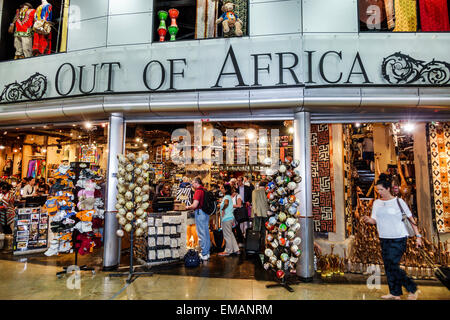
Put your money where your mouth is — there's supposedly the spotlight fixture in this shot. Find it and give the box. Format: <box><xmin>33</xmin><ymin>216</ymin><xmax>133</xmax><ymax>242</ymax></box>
<box><xmin>288</xmin><ymin>127</ymin><xmax>294</xmax><ymax>134</ymax></box>
<box><xmin>0</xmin><ymin>145</ymin><xmax>5</xmax><ymax>150</ymax></box>
<box><xmin>403</xmin><ymin>123</ymin><xmax>415</xmax><ymax>133</ymax></box>
<box><xmin>355</xmin><ymin>123</ymin><xmax>361</xmax><ymax>128</ymax></box>
<box><xmin>84</xmin><ymin>121</ymin><xmax>93</xmax><ymax>129</ymax></box>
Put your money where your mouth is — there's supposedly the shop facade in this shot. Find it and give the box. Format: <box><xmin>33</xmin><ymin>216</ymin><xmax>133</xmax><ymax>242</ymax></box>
<box><xmin>1</xmin><ymin>0</ymin><xmax>450</xmax><ymax>280</ymax></box>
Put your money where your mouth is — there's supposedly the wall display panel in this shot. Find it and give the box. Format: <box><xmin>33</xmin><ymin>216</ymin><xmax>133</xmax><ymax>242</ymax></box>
<box><xmin>358</xmin><ymin>0</ymin><xmax>450</xmax><ymax>32</ymax></box>
<box><xmin>303</xmin><ymin>0</ymin><xmax>358</xmax><ymax>33</ymax></box>
<box><xmin>107</xmin><ymin>12</ymin><xmax>152</xmax><ymax>46</ymax></box>
<box><xmin>249</xmin><ymin>0</ymin><xmax>301</xmax><ymax>36</ymax></box>
<box><xmin>67</xmin><ymin>16</ymin><xmax>107</xmax><ymax>51</ymax></box>
<box><xmin>70</xmin><ymin>0</ymin><xmax>109</xmax><ymax>22</ymax></box>
<box><xmin>109</xmin><ymin>0</ymin><xmax>153</xmax><ymax>16</ymax></box>
<box><xmin>311</xmin><ymin>123</ymin><xmax>335</xmax><ymax>235</ymax></box>
<box><xmin>428</xmin><ymin>122</ymin><xmax>450</xmax><ymax>234</ymax></box>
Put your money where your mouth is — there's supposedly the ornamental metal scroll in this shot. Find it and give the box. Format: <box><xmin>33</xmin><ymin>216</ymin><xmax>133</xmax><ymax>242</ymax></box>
<box><xmin>0</xmin><ymin>73</ymin><xmax>47</xmax><ymax>102</ymax></box>
<box><xmin>382</xmin><ymin>52</ymin><xmax>450</xmax><ymax>85</ymax></box>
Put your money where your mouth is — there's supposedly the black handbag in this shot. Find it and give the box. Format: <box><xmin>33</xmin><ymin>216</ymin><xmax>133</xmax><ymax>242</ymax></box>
<box><xmin>233</xmin><ymin>206</ymin><xmax>249</xmax><ymax>223</ymax></box>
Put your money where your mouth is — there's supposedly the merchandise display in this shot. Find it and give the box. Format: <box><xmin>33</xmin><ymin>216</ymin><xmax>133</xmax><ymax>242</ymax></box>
<box><xmin>32</xmin><ymin>0</ymin><xmax>53</xmax><ymax>56</ymax></box>
<box><xmin>13</xmin><ymin>206</ymin><xmax>49</xmax><ymax>254</ymax></box>
<box><xmin>44</xmin><ymin>162</ymin><xmax>103</xmax><ymax>257</ymax></box>
<box><xmin>359</xmin><ymin>0</ymin><xmax>450</xmax><ymax>32</ymax></box>
<box><xmin>44</xmin><ymin>162</ymin><xmax>76</xmax><ymax>256</ymax></box>
<box><xmin>263</xmin><ymin>157</ymin><xmax>303</xmax><ymax>283</ymax></box>
<box><xmin>147</xmin><ymin>212</ymin><xmax>187</xmax><ymax>265</ymax></box>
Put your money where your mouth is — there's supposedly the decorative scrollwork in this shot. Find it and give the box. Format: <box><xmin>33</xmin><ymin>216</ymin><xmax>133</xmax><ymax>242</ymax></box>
<box><xmin>382</xmin><ymin>52</ymin><xmax>450</xmax><ymax>85</ymax></box>
<box><xmin>0</xmin><ymin>73</ymin><xmax>47</xmax><ymax>102</ymax></box>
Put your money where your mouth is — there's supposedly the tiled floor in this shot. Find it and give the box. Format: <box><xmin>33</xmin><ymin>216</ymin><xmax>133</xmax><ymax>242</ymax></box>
<box><xmin>0</xmin><ymin>251</ymin><xmax>448</xmax><ymax>300</ymax></box>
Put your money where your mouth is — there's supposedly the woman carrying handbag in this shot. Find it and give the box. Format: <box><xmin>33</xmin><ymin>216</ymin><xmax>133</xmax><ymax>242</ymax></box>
<box><xmin>361</xmin><ymin>173</ymin><xmax>423</xmax><ymax>300</ymax></box>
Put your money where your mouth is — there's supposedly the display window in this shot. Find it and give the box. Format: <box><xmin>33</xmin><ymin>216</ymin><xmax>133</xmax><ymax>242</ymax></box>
<box><xmin>152</xmin><ymin>0</ymin><xmax>248</xmax><ymax>42</ymax></box>
<box><xmin>0</xmin><ymin>0</ymin><xmax>67</xmax><ymax>62</ymax></box>
<box><xmin>358</xmin><ymin>0</ymin><xmax>450</xmax><ymax>32</ymax></box>
<box><xmin>0</xmin><ymin>121</ymin><xmax>108</xmax><ymax>258</ymax></box>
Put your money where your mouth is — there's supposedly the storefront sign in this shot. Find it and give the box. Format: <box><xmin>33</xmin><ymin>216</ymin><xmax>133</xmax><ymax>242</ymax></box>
<box><xmin>1</xmin><ymin>35</ymin><xmax>450</xmax><ymax>104</ymax></box>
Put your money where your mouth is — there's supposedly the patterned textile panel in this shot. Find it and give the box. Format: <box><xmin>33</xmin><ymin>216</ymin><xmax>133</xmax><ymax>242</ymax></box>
<box><xmin>343</xmin><ymin>124</ymin><xmax>354</xmax><ymax>237</ymax></box>
<box><xmin>311</xmin><ymin>124</ymin><xmax>336</xmax><ymax>233</ymax></box>
<box><xmin>428</xmin><ymin>123</ymin><xmax>450</xmax><ymax>233</ymax></box>
<box><xmin>233</xmin><ymin>0</ymin><xmax>247</xmax><ymax>36</ymax></box>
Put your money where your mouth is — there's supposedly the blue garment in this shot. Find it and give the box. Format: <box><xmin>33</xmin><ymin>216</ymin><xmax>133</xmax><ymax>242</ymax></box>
<box><xmin>195</xmin><ymin>209</ymin><xmax>211</xmax><ymax>256</ymax></box>
<box><xmin>220</xmin><ymin>195</ymin><xmax>234</xmax><ymax>223</ymax></box>
<box><xmin>380</xmin><ymin>237</ymin><xmax>417</xmax><ymax>296</ymax></box>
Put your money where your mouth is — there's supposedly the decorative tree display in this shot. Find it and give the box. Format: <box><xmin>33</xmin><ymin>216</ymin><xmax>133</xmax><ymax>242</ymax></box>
<box><xmin>109</xmin><ymin>152</ymin><xmax>153</xmax><ymax>283</ymax></box>
<box><xmin>263</xmin><ymin>157</ymin><xmax>303</xmax><ymax>291</ymax></box>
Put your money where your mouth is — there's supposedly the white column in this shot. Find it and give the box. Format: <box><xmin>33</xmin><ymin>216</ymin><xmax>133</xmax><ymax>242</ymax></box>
<box><xmin>294</xmin><ymin>112</ymin><xmax>314</xmax><ymax>281</ymax></box>
<box><xmin>103</xmin><ymin>113</ymin><xmax>125</xmax><ymax>270</ymax></box>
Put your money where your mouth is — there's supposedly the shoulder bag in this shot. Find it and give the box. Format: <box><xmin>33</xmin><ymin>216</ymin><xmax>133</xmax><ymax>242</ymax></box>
<box><xmin>233</xmin><ymin>195</ymin><xmax>249</xmax><ymax>223</ymax></box>
<box><xmin>396</xmin><ymin>197</ymin><xmax>416</xmax><ymax>237</ymax></box>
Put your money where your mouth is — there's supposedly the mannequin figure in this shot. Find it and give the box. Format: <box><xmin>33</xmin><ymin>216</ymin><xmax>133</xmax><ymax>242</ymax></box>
<box><xmin>10</xmin><ymin>3</ymin><xmax>36</xmax><ymax>59</ymax></box>
<box><xmin>33</xmin><ymin>0</ymin><xmax>53</xmax><ymax>56</ymax></box>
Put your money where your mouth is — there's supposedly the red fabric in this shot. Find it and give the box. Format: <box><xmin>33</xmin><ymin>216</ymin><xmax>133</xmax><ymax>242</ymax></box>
<box><xmin>14</xmin><ymin>8</ymin><xmax>35</xmax><ymax>33</ymax></box>
<box><xmin>193</xmin><ymin>187</ymin><xmax>205</xmax><ymax>209</ymax></box>
<box><xmin>32</xmin><ymin>32</ymin><xmax>52</xmax><ymax>55</ymax></box>
<box><xmin>419</xmin><ymin>0</ymin><xmax>450</xmax><ymax>31</ymax></box>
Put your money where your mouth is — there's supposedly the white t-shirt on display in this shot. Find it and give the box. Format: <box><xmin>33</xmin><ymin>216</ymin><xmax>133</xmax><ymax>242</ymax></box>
<box><xmin>371</xmin><ymin>197</ymin><xmax>412</xmax><ymax>239</ymax></box>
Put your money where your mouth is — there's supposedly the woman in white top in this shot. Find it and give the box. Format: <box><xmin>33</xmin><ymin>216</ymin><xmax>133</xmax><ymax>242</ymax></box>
<box><xmin>362</xmin><ymin>174</ymin><xmax>423</xmax><ymax>300</ymax></box>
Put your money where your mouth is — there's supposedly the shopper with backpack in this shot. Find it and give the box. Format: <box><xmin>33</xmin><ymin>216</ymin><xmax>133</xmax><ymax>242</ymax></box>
<box><xmin>186</xmin><ymin>177</ymin><xmax>213</xmax><ymax>261</ymax></box>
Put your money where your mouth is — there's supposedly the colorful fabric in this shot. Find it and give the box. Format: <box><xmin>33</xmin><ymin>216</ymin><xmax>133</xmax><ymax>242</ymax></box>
<box><xmin>33</xmin><ymin>32</ymin><xmax>52</xmax><ymax>55</ymax></box>
<box><xmin>343</xmin><ymin>124</ymin><xmax>354</xmax><ymax>237</ymax></box>
<box><xmin>35</xmin><ymin>3</ymin><xmax>52</xmax><ymax>22</ymax></box>
<box><xmin>428</xmin><ymin>123</ymin><xmax>450</xmax><ymax>233</ymax></box>
<box><xmin>384</xmin><ymin>0</ymin><xmax>395</xmax><ymax>29</ymax></box>
<box><xmin>419</xmin><ymin>0</ymin><xmax>450</xmax><ymax>31</ymax></box>
<box><xmin>14</xmin><ymin>8</ymin><xmax>36</xmax><ymax>37</ymax></box>
<box><xmin>195</xmin><ymin>0</ymin><xmax>218</xmax><ymax>39</ymax></box>
<box><xmin>393</xmin><ymin>0</ymin><xmax>417</xmax><ymax>32</ymax></box>
<box><xmin>0</xmin><ymin>192</ymin><xmax>16</xmax><ymax>226</ymax></box>
<box><xmin>311</xmin><ymin>124</ymin><xmax>335</xmax><ymax>233</ymax></box>
<box><xmin>233</xmin><ymin>0</ymin><xmax>247</xmax><ymax>36</ymax></box>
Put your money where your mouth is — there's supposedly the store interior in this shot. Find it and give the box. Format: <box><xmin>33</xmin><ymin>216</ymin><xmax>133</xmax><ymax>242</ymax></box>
<box><xmin>1</xmin><ymin>119</ymin><xmax>449</xmax><ymax>283</ymax></box>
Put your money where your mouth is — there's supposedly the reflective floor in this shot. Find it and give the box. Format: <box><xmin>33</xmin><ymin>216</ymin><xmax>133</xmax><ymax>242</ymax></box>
<box><xmin>0</xmin><ymin>251</ymin><xmax>448</xmax><ymax>300</ymax></box>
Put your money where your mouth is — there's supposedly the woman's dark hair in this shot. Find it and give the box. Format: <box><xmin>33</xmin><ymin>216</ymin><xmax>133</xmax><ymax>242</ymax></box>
<box><xmin>259</xmin><ymin>180</ymin><xmax>267</xmax><ymax>187</ymax></box>
<box><xmin>376</xmin><ymin>173</ymin><xmax>393</xmax><ymax>191</ymax></box>
<box><xmin>223</xmin><ymin>184</ymin><xmax>232</xmax><ymax>196</ymax></box>
<box><xmin>193</xmin><ymin>177</ymin><xmax>203</xmax><ymax>186</ymax></box>
<box><xmin>2</xmin><ymin>183</ymin><xmax>12</xmax><ymax>192</ymax></box>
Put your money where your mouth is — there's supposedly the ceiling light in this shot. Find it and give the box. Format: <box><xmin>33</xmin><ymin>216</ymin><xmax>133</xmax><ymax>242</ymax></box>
<box><xmin>143</xmin><ymin>143</ymin><xmax>148</xmax><ymax>148</ymax></box>
<box><xmin>355</xmin><ymin>123</ymin><xmax>361</xmax><ymax>128</ymax></box>
<box><xmin>3</xmin><ymin>131</ymin><xmax>7</xmax><ymax>135</ymax></box>
<box><xmin>0</xmin><ymin>146</ymin><xmax>5</xmax><ymax>150</ymax></box>
<box><xmin>84</xmin><ymin>121</ymin><xmax>93</xmax><ymax>129</ymax></box>
<box><xmin>403</xmin><ymin>123</ymin><xmax>415</xmax><ymax>133</ymax></box>
<box><xmin>288</xmin><ymin>127</ymin><xmax>294</xmax><ymax>134</ymax></box>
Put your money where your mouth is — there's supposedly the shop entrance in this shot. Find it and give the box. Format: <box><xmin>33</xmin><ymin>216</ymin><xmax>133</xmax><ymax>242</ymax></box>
<box><xmin>121</xmin><ymin>119</ymin><xmax>294</xmax><ymax>280</ymax></box>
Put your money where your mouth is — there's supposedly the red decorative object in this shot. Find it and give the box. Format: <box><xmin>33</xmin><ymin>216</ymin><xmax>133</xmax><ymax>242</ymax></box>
<box><xmin>276</xmin><ymin>270</ymin><xmax>285</xmax><ymax>279</ymax></box>
<box><xmin>158</xmin><ymin>28</ymin><xmax>167</xmax><ymax>42</ymax></box>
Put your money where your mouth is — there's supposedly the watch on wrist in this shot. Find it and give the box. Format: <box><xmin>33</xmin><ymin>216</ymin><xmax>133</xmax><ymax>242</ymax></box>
<box><xmin>416</xmin><ymin>234</ymin><xmax>422</xmax><ymax>238</ymax></box>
